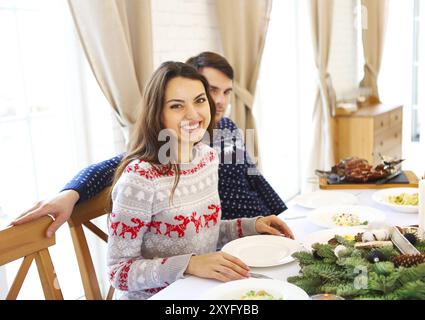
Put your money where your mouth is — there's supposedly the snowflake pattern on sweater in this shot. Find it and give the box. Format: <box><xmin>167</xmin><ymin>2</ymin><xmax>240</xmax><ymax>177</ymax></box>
<box><xmin>62</xmin><ymin>118</ymin><xmax>287</xmax><ymax>219</ymax></box>
<box><xmin>107</xmin><ymin>143</ymin><xmax>260</xmax><ymax>300</ymax></box>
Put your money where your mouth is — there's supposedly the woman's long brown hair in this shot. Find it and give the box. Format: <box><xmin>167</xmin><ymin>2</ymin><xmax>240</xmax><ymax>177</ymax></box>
<box><xmin>110</xmin><ymin>61</ymin><xmax>216</xmax><ymax>205</ymax></box>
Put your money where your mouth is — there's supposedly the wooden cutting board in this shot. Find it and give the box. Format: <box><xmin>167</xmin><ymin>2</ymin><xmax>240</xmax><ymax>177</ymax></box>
<box><xmin>319</xmin><ymin>171</ymin><xmax>419</xmax><ymax>190</ymax></box>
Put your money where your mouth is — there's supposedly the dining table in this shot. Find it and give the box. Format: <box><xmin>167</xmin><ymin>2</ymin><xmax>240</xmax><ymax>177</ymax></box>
<box><xmin>149</xmin><ymin>188</ymin><xmax>419</xmax><ymax>300</ymax></box>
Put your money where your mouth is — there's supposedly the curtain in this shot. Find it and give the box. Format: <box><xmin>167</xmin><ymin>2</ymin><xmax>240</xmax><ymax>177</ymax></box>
<box><xmin>306</xmin><ymin>0</ymin><xmax>336</xmax><ymax>185</ymax></box>
<box><xmin>67</xmin><ymin>0</ymin><xmax>154</xmax><ymax>139</ymax></box>
<box><xmin>215</xmin><ymin>0</ymin><xmax>272</xmax><ymax>161</ymax></box>
<box><xmin>359</xmin><ymin>0</ymin><xmax>389</xmax><ymax>103</ymax></box>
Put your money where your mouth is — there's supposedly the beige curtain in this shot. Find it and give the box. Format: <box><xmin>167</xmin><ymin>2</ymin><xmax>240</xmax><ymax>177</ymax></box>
<box><xmin>215</xmin><ymin>0</ymin><xmax>272</xmax><ymax>161</ymax></box>
<box><xmin>68</xmin><ymin>0</ymin><xmax>154</xmax><ymax>138</ymax></box>
<box><xmin>307</xmin><ymin>0</ymin><xmax>336</xmax><ymax>180</ymax></box>
<box><xmin>359</xmin><ymin>0</ymin><xmax>389</xmax><ymax>102</ymax></box>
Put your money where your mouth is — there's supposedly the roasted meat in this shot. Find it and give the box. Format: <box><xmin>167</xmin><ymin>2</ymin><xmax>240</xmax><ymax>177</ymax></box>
<box><xmin>316</xmin><ymin>156</ymin><xmax>403</xmax><ymax>183</ymax></box>
<box><xmin>333</xmin><ymin>157</ymin><xmax>390</xmax><ymax>182</ymax></box>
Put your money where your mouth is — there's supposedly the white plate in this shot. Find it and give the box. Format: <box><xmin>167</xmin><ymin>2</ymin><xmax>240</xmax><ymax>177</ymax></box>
<box><xmin>294</xmin><ymin>191</ymin><xmax>358</xmax><ymax>209</ymax></box>
<box><xmin>221</xmin><ymin>235</ymin><xmax>303</xmax><ymax>267</ymax></box>
<box><xmin>201</xmin><ymin>278</ymin><xmax>310</xmax><ymax>300</ymax></box>
<box><xmin>307</xmin><ymin>205</ymin><xmax>386</xmax><ymax>229</ymax></box>
<box><xmin>372</xmin><ymin>188</ymin><xmax>418</xmax><ymax>213</ymax></box>
<box><xmin>302</xmin><ymin>227</ymin><xmax>366</xmax><ymax>250</ymax></box>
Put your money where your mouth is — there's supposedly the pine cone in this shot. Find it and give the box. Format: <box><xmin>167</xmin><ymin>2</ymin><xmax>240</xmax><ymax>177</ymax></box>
<box><xmin>393</xmin><ymin>254</ymin><xmax>425</xmax><ymax>268</ymax></box>
<box><xmin>355</xmin><ymin>233</ymin><xmax>363</xmax><ymax>243</ymax></box>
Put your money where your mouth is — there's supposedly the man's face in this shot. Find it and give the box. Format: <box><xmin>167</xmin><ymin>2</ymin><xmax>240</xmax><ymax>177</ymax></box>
<box><xmin>199</xmin><ymin>67</ymin><xmax>233</xmax><ymax>122</ymax></box>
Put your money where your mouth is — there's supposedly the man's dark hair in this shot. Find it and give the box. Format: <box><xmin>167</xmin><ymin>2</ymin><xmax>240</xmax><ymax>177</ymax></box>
<box><xmin>186</xmin><ymin>52</ymin><xmax>234</xmax><ymax>80</ymax></box>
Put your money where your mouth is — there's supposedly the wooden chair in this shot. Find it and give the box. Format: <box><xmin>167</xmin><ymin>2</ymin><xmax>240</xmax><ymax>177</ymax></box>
<box><xmin>68</xmin><ymin>188</ymin><xmax>114</xmax><ymax>300</ymax></box>
<box><xmin>0</xmin><ymin>216</ymin><xmax>63</xmax><ymax>300</ymax></box>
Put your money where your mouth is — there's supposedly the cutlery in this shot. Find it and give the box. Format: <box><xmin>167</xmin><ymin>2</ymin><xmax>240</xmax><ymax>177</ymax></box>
<box><xmin>283</xmin><ymin>215</ymin><xmax>307</xmax><ymax>220</ymax></box>
<box><xmin>375</xmin><ymin>170</ymin><xmax>402</xmax><ymax>185</ymax></box>
<box><xmin>249</xmin><ymin>273</ymin><xmax>272</xmax><ymax>279</ymax></box>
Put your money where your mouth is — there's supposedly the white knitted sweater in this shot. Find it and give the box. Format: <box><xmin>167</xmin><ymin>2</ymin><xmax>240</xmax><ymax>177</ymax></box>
<box><xmin>107</xmin><ymin>143</ymin><xmax>260</xmax><ymax>300</ymax></box>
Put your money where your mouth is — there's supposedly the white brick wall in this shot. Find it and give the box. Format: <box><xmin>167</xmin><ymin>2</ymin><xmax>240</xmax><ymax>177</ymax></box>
<box><xmin>151</xmin><ymin>0</ymin><xmax>222</xmax><ymax>67</ymax></box>
<box><xmin>113</xmin><ymin>0</ymin><xmax>359</xmax><ymax>152</ymax></box>
<box><xmin>113</xmin><ymin>0</ymin><xmax>222</xmax><ymax>153</ymax></box>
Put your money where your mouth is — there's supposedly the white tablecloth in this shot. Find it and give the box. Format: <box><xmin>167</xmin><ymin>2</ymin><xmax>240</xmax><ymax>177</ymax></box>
<box><xmin>149</xmin><ymin>189</ymin><xmax>418</xmax><ymax>300</ymax></box>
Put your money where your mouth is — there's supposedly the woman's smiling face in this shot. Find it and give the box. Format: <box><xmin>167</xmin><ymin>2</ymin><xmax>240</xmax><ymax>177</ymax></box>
<box><xmin>162</xmin><ymin>76</ymin><xmax>211</xmax><ymax>145</ymax></box>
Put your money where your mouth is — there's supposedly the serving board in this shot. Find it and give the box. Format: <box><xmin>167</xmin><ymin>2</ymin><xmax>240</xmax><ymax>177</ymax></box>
<box><xmin>319</xmin><ymin>171</ymin><xmax>419</xmax><ymax>190</ymax></box>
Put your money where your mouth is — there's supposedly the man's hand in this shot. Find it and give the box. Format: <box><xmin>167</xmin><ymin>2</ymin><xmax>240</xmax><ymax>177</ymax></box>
<box><xmin>10</xmin><ymin>190</ymin><xmax>80</xmax><ymax>237</ymax></box>
<box><xmin>255</xmin><ymin>215</ymin><xmax>295</xmax><ymax>239</ymax></box>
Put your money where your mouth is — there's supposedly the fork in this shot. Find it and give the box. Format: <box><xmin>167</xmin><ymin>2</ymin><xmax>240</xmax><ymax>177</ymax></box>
<box><xmin>249</xmin><ymin>272</ymin><xmax>272</xmax><ymax>279</ymax></box>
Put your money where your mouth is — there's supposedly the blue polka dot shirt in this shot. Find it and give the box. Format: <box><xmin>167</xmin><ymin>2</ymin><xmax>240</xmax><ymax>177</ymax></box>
<box><xmin>62</xmin><ymin>117</ymin><xmax>287</xmax><ymax>219</ymax></box>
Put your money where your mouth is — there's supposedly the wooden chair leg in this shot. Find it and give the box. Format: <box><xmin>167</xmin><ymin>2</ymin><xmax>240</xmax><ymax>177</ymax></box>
<box><xmin>106</xmin><ymin>286</ymin><xmax>115</xmax><ymax>300</ymax></box>
<box><xmin>34</xmin><ymin>249</ymin><xmax>63</xmax><ymax>300</ymax></box>
<box><xmin>6</xmin><ymin>254</ymin><xmax>35</xmax><ymax>300</ymax></box>
<box><xmin>69</xmin><ymin>225</ymin><xmax>102</xmax><ymax>300</ymax></box>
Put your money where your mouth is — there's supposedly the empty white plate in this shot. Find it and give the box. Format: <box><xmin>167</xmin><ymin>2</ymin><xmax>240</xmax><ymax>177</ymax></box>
<box><xmin>221</xmin><ymin>235</ymin><xmax>303</xmax><ymax>267</ymax></box>
<box><xmin>307</xmin><ymin>205</ymin><xmax>386</xmax><ymax>229</ymax></box>
<box><xmin>201</xmin><ymin>278</ymin><xmax>310</xmax><ymax>300</ymax></box>
<box><xmin>294</xmin><ymin>191</ymin><xmax>358</xmax><ymax>209</ymax></box>
<box><xmin>372</xmin><ymin>188</ymin><xmax>418</xmax><ymax>213</ymax></box>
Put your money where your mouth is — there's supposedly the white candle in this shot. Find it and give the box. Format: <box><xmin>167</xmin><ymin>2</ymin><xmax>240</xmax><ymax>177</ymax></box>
<box><xmin>419</xmin><ymin>179</ymin><xmax>425</xmax><ymax>238</ymax></box>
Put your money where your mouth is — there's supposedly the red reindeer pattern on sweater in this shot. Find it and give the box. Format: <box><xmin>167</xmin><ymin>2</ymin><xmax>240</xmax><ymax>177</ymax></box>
<box><xmin>164</xmin><ymin>215</ymin><xmax>191</xmax><ymax>238</ymax></box>
<box><xmin>190</xmin><ymin>211</ymin><xmax>203</xmax><ymax>233</ymax></box>
<box><xmin>146</xmin><ymin>220</ymin><xmax>162</xmax><ymax>235</ymax></box>
<box><xmin>110</xmin><ymin>205</ymin><xmax>222</xmax><ymax>240</ymax></box>
<box><xmin>144</xmin><ymin>282</ymin><xmax>170</xmax><ymax>294</ymax></box>
<box><xmin>203</xmin><ymin>204</ymin><xmax>220</xmax><ymax>228</ymax></box>
<box><xmin>125</xmin><ymin>151</ymin><xmax>216</xmax><ymax>180</ymax></box>
<box><xmin>119</xmin><ymin>218</ymin><xmax>145</xmax><ymax>239</ymax></box>
<box><xmin>116</xmin><ymin>259</ymin><xmax>135</xmax><ymax>291</ymax></box>
<box><xmin>110</xmin><ymin>221</ymin><xmax>120</xmax><ymax>236</ymax></box>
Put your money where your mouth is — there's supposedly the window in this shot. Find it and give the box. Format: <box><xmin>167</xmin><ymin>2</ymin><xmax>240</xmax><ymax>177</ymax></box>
<box><xmin>377</xmin><ymin>0</ymin><xmax>423</xmax><ymax>143</ymax></box>
<box><xmin>0</xmin><ymin>0</ymin><xmax>115</xmax><ymax>299</ymax></box>
<box><xmin>378</xmin><ymin>0</ymin><xmax>424</xmax><ymax>172</ymax></box>
<box><xmin>254</xmin><ymin>0</ymin><xmax>317</xmax><ymax>201</ymax></box>
<box><xmin>254</xmin><ymin>0</ymin><xmax>359</xmax><ymax>200</ymax></box>
<box><xmin>412</xmin><ymin>0</ymin><xmax>422</xmax><ymax>142</ymax></box>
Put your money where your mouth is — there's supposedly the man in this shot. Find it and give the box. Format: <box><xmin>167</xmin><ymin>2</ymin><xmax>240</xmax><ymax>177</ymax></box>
<box><xmin>12</xmin><ymin>52</ymin><xmax>288</xmax><ymax>237</ymax></box>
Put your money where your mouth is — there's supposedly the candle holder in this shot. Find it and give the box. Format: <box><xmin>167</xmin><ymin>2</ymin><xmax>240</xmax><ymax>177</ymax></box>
<box><xmin>310</xmin><ymin>294</ymin><xmax>345</xmax><ymax>300</ymax></box>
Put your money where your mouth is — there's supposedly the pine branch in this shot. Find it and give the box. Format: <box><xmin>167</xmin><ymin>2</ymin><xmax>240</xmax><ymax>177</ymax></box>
<box><xmin>373</xmin><ymin>262</ymin><xmax>395</xmax><ymax>276</ymax></box>
<box><xmin>397</xmin><ymin>264</ymin><xmax>425</xmax><ymax>285</ymax></box>
<box><xmin>292</xmin><ymin>251</ymin><xmax>317</xmax><ymax>266</ymax></box>
<box><xmin>303</xmin><ymin>263</ymin><xmax>346</xmax><ymax>283</ymax></box>
<box><xmin>335</xmin><ymin>282</ymin><xmax>369</xmax><ymax>298</ymax></box>
<box><xmin>287</xmin><ymin>276</ymin><xmax>321</xmax><ymax>295</ymax></box>
<box><xmin>377</xmin><ymin>246</ymin><xmax>399</xmax><ymax>261</ymax></box>
<box><xmin>393</xmin><ymin>280</ymin><xmax>425</xmax><ymax>300</ymax></box>
<box><xmin>367</xmin><ymin>272</ymin><xmax>400</xmax><ymax>295</ymax></box>
<box><xmin>312</xmin><ymin>243</ymin><xmax>337</xmax><ymax>263</ymax></box>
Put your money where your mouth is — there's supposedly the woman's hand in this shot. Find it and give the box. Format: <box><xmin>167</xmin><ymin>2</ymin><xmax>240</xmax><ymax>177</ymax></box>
<box><xmin>10</xmin><ymin>190</ymin><xmax>80</xmax><ymax>238</ymax></box>
<box><xmin>185</xmin><ymin>252</ymin><xmax>250</xmax><ymax>282</ymax></box>
<box><xmin>255</xmin><ymin>215</ymin><xmax>295</xmax><ymax>239</ymax></box>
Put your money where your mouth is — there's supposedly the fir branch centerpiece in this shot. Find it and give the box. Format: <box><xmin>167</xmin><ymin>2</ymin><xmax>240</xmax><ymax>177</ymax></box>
<box><xmin>288</xmin><ymin>230</ymin><xmax>425</xmax><ymax>300</ymax></box>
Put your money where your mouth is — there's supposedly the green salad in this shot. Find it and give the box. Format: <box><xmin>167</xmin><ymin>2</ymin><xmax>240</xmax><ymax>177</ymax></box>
<box><xmin>240</xmin><ymin>290</ymin><xmax>283</xmax><ymax>300</ymax></box>
<box><xmin>387</xmin><ymin>193</ymin><xmax>418</xmax><ymax>206</ymax></box>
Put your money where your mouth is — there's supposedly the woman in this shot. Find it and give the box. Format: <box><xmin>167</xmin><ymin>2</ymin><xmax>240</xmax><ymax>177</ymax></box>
<box><xmin>107</xmin><ymin>62</ymin><xmax>293</xmax><ymax>299</ymax></box>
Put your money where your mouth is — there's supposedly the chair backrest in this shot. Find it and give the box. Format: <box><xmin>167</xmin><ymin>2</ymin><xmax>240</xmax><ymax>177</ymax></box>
<box><xmin>0</xmin><ymin>216</ymin><xmax>63</xmax><ymax>300</ymax></box>
<box><xmin>68</xmin><ymin>188</ymin><xmax>114</xmax><ymax>300</ymax></box>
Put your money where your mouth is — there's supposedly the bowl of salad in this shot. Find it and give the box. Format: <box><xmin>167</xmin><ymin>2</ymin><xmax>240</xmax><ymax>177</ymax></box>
<box><xmin>201</xmin><ymin>279</ymin><xmax>310</xmax><ymax>300</ymax></box>
<box><xmin>372</xmin><ymin>188</ymin><xmax>418</xmax><ymax>213</ymax></box>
